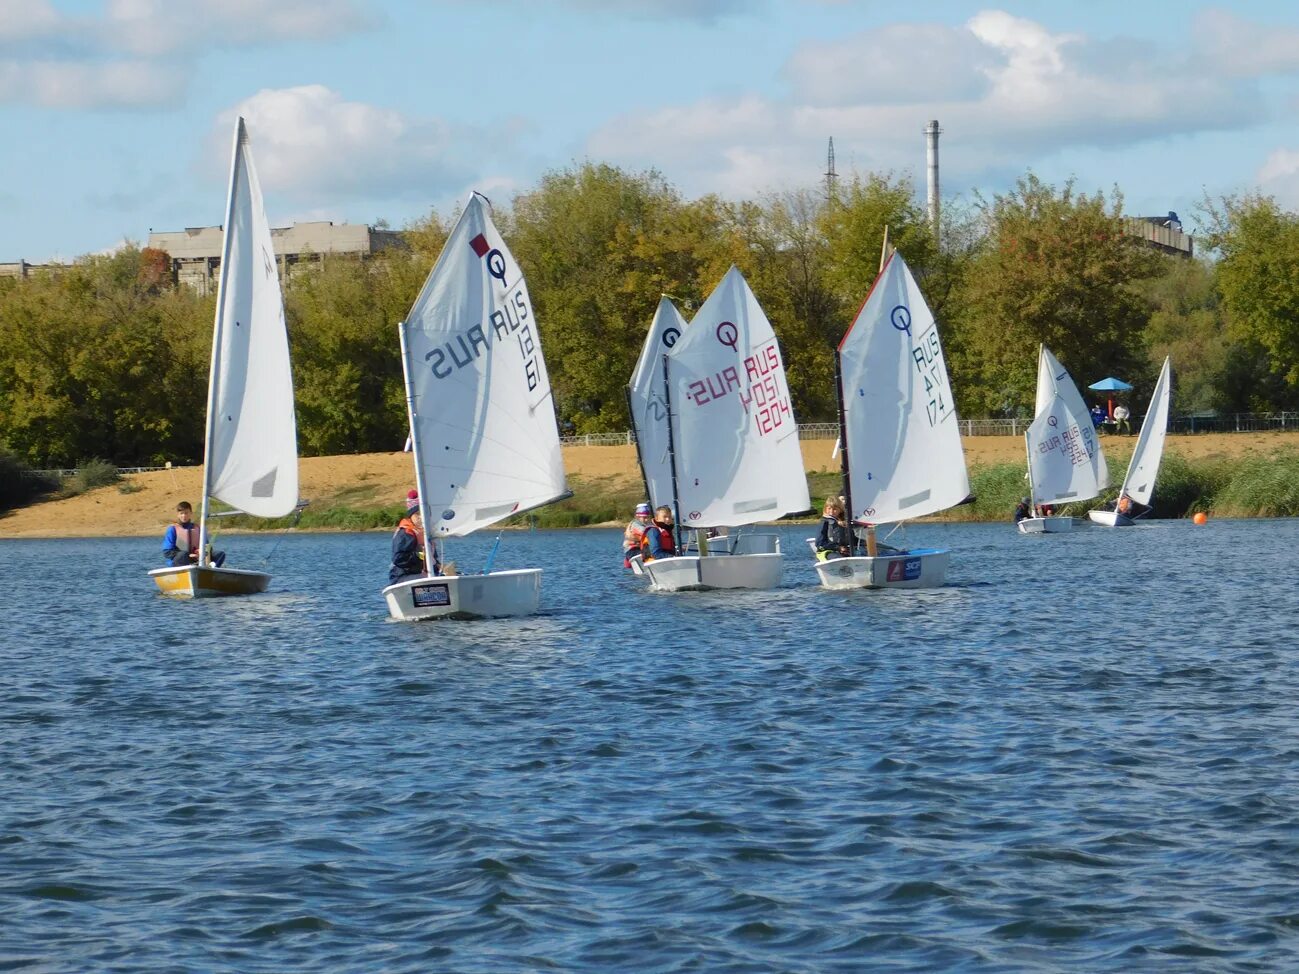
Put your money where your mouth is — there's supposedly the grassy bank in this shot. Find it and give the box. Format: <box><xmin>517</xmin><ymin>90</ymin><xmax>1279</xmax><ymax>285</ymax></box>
<box><xmin>212</xmin><ymin>447</ymin><xmax>1299</xmax><ymax>532</ymax></box>
<box><xmin>954</xmin><ymin>446</ymin><xmax>1299</xmax><ymax>521</ymax></box>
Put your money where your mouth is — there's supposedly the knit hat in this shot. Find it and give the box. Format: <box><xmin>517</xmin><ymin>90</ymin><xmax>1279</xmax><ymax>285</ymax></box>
<box><xmin>635</xmin><ymin>502</ymin><xmax>652</xmax><ymax>515</ymax></box>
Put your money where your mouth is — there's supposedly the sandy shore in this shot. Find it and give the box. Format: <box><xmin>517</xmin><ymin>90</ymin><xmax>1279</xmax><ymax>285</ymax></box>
<box><xmin>2</xmin><ymin>431</ymin><xmax>1294</xmax><ymax>538</ymax></box>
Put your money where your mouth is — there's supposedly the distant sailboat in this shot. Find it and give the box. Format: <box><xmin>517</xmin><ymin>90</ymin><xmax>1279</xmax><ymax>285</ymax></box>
<box><xmin>1018</xmin><ymin>345</ymin><xmax>1109</xmax><ymax>534</ymax></box>
<box><xmin>631</xmin><ymin>267</ymin><xmax>810</xmax><ymax>591</ymax></box>
<box><xmin>148</xmin><ymin>117</ymin><xmax>300</xmax><ymax>598</ymax></box>
<box><xmin>382</xmin><ymin>193</ymin><xmax>569</xmax><ymax>620</ymax></box>
<box><xmin>1090</xmin><ymin>356</ymin><xmax>1172</xmax><ymax>527</ymax></box>
<box><xmin>814</xmin><ymin>249</ymin><xmax>969</xmax><ymax>590</ymax></box>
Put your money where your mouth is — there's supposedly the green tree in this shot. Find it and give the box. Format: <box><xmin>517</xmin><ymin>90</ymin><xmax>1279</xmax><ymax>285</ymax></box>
<box><xmin>1138</xmin><ymin>255</ymin><xmax>1227</xmax><ymax>414</ymax></box>
<box><xmin>955</xmin><ymin>174</ymin><xmax>1160</xmax><ymax>416</ymax></box>
<box><xmin>1204</xmin><ymin>193</ymin><xmax>1299</xmax><ymax>404</ymax></box>
<box><xmin>507</xmin><ymin>163</ymin><xmax>734</xmax><ymax>432</ymax></box>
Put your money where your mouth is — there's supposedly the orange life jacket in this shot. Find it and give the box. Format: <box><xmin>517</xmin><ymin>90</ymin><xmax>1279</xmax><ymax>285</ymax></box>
<box><xmin>1117</xmin><ymin>495</ymin><xmax>1134</xmax><ymax>515</ymax></box>
<box><xmin>624</xmin><ymin>520</ymin><xmax>648</xmax><ymax>550</ymax></box>
<box><xmin>641</xmin><ymin>523</ymin><xmax>675</xmax><ymax>560</ymax></box>
<box><xmin>397</xmin><ymin>517</ymin><xmax>425</xmax><ymax>548</ymax></box>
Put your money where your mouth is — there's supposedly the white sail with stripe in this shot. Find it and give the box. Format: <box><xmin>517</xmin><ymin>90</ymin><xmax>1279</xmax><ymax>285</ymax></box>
<box><xmin>400</xmin><ymin>193</ymin><xmax>567</xmax><ymax>538</ymax></box>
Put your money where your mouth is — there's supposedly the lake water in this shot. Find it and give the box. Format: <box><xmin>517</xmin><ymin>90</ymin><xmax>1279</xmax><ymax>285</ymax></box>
<box><xmin>3</xmin><ymin>519</ymin><xmax>1298</xmax><ymax>971</ymax></box>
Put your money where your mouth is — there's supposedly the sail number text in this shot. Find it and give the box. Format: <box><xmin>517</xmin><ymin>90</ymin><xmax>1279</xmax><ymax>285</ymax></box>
<box><xmin>1036</xmin><ymin>421</ymin><xmax>1096</xmax><ymax>466</ymax></box>
<box><xmin>684</xmin><ymin>339</ymin><xmax>792</xmax><ymax>437</ymax></box>
<box><xmin>424</xmin><ymin>288</ymin><xmax>539</xmax><ymax>392</ymax></box>
<box><xmin>912</xmin><ymin>325</ymin><xmax>953</xmax><ymax>428</ymax></box>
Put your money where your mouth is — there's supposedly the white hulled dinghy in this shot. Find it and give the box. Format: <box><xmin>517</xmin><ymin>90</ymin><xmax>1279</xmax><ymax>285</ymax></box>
<box><xmin>1089</xmin><ymin>356</ymin><xmax>1172</xmax><ymax>527</ymax></box>
<box><xmin>382</xmin><ymin>193</ymin><xmax>569</xmax><ymax>621</ymax></box>
<box><xmin>632</xmin><ymin>268</ymin><xmax>810</xmax><ymax>592</ymax></box>
<box><xmin>1018</xmin><ymin>345</ymin><xmax>1109</xmax><ymax>535</ymax></box>
<box><xmin>814</xmin><ymin>249</ymin><xmax>969</xmax><ymax>591</ymax></box>
<box><xmin>149</xmin><ymin>118</ymin><xmax>300</xmax><ymax>598</ymax></box>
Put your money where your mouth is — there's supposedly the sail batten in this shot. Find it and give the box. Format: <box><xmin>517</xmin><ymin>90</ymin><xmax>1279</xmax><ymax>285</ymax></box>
<box><xmin>401</xmin><ymin>194</ymin><xmax>567</xmax><ymax>538</ymax></box>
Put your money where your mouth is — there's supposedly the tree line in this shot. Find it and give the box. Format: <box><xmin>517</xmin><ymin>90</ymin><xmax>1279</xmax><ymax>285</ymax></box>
<box><xmin>2</xmin><ymin>163</ymin><xmax>1297</xmax><ymax>467</ymax></box>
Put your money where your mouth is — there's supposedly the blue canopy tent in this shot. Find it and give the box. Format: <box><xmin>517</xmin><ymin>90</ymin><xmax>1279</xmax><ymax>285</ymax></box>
<box><xmin>1088</xmin><ymin>377</ymin><xmax>1133</xmax><ymax>392</ymax></box>
<box><xmin>1088</xmin><ymin>376</ymin><xmax>1133</xmax><ymax>422</ymax></box>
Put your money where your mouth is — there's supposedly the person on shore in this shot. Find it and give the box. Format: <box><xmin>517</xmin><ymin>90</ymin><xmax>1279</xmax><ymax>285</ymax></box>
<box><xmin>1114</xmin><ymin>403</ymin><xmax>1131</xmax><ymax>435</ymax></box>
<box><xmin>1014</xmin><ymin>497</ymin><xmax>1032</xmax><ymax>523</ymax></box>
<box><xmin>161</xmin><ymin>501</ymin><xmax>225</xmax><ymax>568</ymax></box>
<box><xmin>641</xmin><ymin>506</ymin><xmax>677</xmax><ymax>561</ymax></box>
<box><xmin>623</xmin><ymin>502</ymin><xmax>653</xmax><ymax>567</ymax></box>
<box><xmin>389</xmin><ymin>500</ymin><xmax>437</xmax><ymax>584</ymax></box>
<box><xmin>1090</xmin><ymin>403</ymin><xmax>1106</xmax><ymax>430</ymax></box>
<box><xmin>815</xmin><ymin>496</ymin><xmax>853</xmax><ymax>560</ymax></box>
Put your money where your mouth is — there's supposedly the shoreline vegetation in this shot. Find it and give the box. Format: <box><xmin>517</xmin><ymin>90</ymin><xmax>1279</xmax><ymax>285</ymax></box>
<box><xmin>2</xmin><ymin>432</ymin><xmax>1298</xmax><ymax>539</ymax></box>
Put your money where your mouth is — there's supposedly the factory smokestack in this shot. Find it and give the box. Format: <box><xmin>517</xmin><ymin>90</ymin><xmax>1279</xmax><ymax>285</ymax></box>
<box><xmin>925</xmin><ymin>119</ymin><xmax>941</xmax><ymax>241</ymax></box>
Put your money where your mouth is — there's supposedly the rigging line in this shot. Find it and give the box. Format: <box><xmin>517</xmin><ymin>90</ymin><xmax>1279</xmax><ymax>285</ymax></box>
<box><xmin>257</xmin><ymin>504</ymin><xmax>307</xmax><ymax>567</ymax></box>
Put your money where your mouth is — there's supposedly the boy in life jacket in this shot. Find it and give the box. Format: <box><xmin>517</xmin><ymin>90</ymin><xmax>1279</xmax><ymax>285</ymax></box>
<box><xmin>389</xmin><ymin>499</ymin><xmax>439</xmax><ymax>584</ymax></box>
<box><xmin>161</xmin><ymin>501</ymin><xmax>225</xmax><ymax>567</ymax></box>
<box><xmin>623</xmin><ymin>502</ymin><xmax>653</xmax><ymax>567</ymax></box>
<box><xmin>640</xmin><ymin>506</ymin><xmax>677</xmax><ymax>561</ymax></box>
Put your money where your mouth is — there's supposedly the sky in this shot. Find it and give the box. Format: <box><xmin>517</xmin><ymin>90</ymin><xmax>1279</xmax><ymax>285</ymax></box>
<box><xmin>5</xmin><ymin>0</ymin><xmax>1299</xmax><ymax>263</ymax></box>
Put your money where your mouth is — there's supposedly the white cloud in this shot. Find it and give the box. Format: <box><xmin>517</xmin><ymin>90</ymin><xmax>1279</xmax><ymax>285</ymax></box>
<box><xmin>0</xmin><ymin>58</ymin><xmax>182</xmax><ymax>109</ymax></box>
<box><xmin>104</xmin><ymin>0</ymin><xmax>377</xmax><ymax>57</ymax></box>
<box><xmin>210</xmin><ymin>86</ymin><xmax>483</xmax><ymax>204</ymax></box>
<box><xmin>586</xmin><ymin>9</ymin><xmax>1264</xmax><ymax>201</ymax></box>
<box><xmin>784</xmin><ymin>23</ymin><xmax>993</xmax><ymax>106</ymax></box>
<box><xmin>438</xmin><ymin>0</ymin><xmax>754</xmax><ymax>22</ymax></box>
<box><xmin>1257</xmin><ymin>148</ymin><xmax>1299</xmax><ymax>207</ymax></box>
<box><xmin>1192</xmin><ymin>8</ymin><xmax>1299</xmax><ymax>77</ymax></box>
<box><xmin>0</xmin><ymin>0</ymin><xmax>374</xmax><ymax>109</ymax></box>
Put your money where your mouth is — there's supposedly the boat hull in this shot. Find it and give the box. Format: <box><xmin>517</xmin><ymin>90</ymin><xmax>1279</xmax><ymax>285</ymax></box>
<box><xmin>815</xmin><ymin>548</ymin><xmax>950</xmax><ymax>590</ymax></box>
<box><xmin>1088</xmin><ymin>510</ymin><xmax>1135</xmax><ymax>528</ymax></box>
<box><xmin>642</xmin><ymin>552</ymin><xmax>783</xmax><ymax>592</ymax></box>
<box><xmin>148</xmin><ymin>565</ymin><xmax>271</xmax><ymax>598</ymax></box>
<box><xmin>1017</xmin><ymin>516</ymin><xmax>1074</xmax><ymax>534</ymax></box>
<box><xmin>383</xmin><ymin>569</ymin><xmax>541</xmax><ymax>621</ymax></box>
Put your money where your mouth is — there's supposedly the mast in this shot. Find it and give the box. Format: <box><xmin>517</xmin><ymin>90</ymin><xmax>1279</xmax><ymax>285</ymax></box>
<box><xmin>661</xmin><ymin>353</ymin><xmax>685</xmax><ymax>553</ymax></box>
<box><xmin>1024</xmin><ymin>430</ymin><xmax>1036</xmax><ymax>513</ymax></box>
<box><xmin>833</xmin><ymin>351</ymin><xmax>854</xmax><ymax>553</ymax></box>
<box><xmin>398</xmin><ymin>321</ymin><xmax>437</xmax><ymax>576</ymax></box>
<box><xmin>197</xmin><ymin>117</ymin><xmax>245</xmax><ymax>566</ymax></box>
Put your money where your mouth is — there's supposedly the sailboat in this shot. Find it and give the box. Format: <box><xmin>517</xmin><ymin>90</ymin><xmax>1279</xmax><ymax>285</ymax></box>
<box><xmin>382</xmin><ymin>193</ymin><xmax>569</xmax><ymax>621</ymax></box>
<box><xmin>1018</xmin><ymin>345</ymin><xmax>1109</xmax><ymax>534</ymax></box>
<box><xmin>1089</xmin><ymin>356</ymin><xmax>1172</xmax><ymax>527</ymax></box>
<box><xmin>814</xmin><ymin>249</ymin><xmax>969</xmax><ymax>590</ymax></box>
<box><xmin>148</xmin><ymin>117</ymin><xmax>300</xmax><ymax>598</ymax></box>
<box><xmin>631</xmin><ymin>267</ymin><xmax>810</xmax><ymax>592</ymax></box>
<box><xmin>627</xmin><ymin>296</ymin><xmax>689</xmax><ymax>515</ymax></box>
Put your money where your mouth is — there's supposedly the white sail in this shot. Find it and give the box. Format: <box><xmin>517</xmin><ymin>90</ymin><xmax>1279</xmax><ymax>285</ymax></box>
<box><xmin>205</xmin><ymin>117</ymin><xmax>299</xmax><ymax>519</ymax></box>
<box><xmin>400</xmin><ymin>193</ymin><xmax>567</xmax><ymax>537</ymax></box>
<box><xmin>1026</xmin><ymin>345</ymin><xmax>1109</xmax><ymax>504</ymax></box>
<box><xmin>667</xmin><ymin>266</ymin><xmax>809</xmax><ymax>528</ymax></box>
<box><xmin>840</xmin><ymin>251</ymin><xmax>968</xmax><ymax>523</ymax></box>
<box><xmin>628</xmin><ymin>297</ymin><xmax>688</xmax><ymax>509</ymax></box>
<box><xmin>1119</xmin><ymin>356</ymin><xmax>1172</xmax><ymax>505</ymax></box>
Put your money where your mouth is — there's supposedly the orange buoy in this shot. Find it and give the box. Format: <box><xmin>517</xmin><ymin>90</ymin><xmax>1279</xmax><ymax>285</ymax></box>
<box><xmin>1192</xmin><ymin>512</ymin><xmax>1208</xmax><ymax>525</ymax></box>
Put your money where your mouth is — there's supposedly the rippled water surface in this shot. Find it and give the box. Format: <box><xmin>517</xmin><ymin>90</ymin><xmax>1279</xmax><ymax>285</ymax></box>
<box><xmin>3</xmin><ymin>519</ymin><xmax>1299</xmax><ymax>971</ymax></box>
